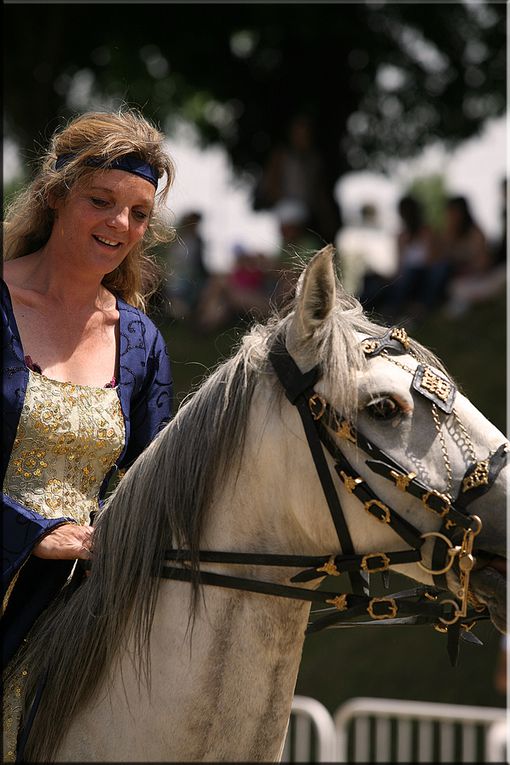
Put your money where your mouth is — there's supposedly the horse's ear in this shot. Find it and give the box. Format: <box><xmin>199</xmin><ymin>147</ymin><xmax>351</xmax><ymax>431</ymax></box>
<box><xmin>292</xmin><ymin>245</ymin><xmax>336</xmax><ymax>340</ymax></box>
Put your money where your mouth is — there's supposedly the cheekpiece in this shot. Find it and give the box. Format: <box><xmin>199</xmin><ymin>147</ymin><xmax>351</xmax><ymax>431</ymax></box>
<box><xmin>361</xmin><ymin>327</ymin><xmax>411</xmax><ymax>358</ymax></box>
<box><xmin>412</xmin><ymin>364</ymin><xmax>456</xmax><ymax>413</ymax></box>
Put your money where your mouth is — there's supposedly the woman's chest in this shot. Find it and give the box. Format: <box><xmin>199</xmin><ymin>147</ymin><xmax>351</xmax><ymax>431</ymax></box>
<box><xmin>14</xmin><ymin>303</ymin><xmax>119</xmax><ymax>387</ymax></box>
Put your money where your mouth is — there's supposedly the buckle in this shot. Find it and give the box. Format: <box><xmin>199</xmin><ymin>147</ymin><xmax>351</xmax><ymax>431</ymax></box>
<box><xmin>421</xmin><ymin>490</ymin><xmax>451</xmax><ymax>517</ymax></box>
<box><xmin>309</xmin><ymin>393</ymin><xmax>327</xmax><ymax>421</ymax></box>
<box><xmin>438</xmin><ymin>598</ymin><xmax>461</xmax><ymax>626</ymax></box>
<box><xmin>361</xmin><ymin>552</ymin><xmax>390</xmax><ymax>573</ymax></box>
<box><xmin>364</xmin><ymin>499</ymin><xmax>391</xmax><ymax>524</ymax></box>
<box><xmin>417</xmin><ymin>531</ymin><xmax>457</xmax><ymax>575</ymax></box>
<box><xmin>367</xmin><ymin>597</ymin><xmax>398</xmax><ymax>620</ymax></box>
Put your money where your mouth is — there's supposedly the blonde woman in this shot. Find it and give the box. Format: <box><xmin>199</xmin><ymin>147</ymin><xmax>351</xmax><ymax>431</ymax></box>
<box><xmin>2</xmin><ymin>109</ymin><xmax>175</xmax><ymax>670</ymax></box>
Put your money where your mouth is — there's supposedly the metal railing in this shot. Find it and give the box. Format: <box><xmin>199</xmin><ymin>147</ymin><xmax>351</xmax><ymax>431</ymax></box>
<box><xmin>282</xmin><ymin>695</ymin><xmax>507</xmax><ymax>763</ymax></box>
<box><xmin>335</xmin><ymin>697</ymin><xmax>507</xmax><ymax>763</ymax></box>
<box><xmin>282</xmin><ymin>695</ymin><xmax>337</xmax><ymax>762</ymax></box>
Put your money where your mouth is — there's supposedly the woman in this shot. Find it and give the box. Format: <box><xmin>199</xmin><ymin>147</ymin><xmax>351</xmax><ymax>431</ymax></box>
<box><xmin>2</xmin><ymin>109</ymin><xmax>175</xmax><ymax>672</ymax></box>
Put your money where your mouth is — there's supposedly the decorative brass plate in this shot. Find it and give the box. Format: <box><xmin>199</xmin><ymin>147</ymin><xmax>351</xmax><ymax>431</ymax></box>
<box><xmin>412</xmin><ymin>365</ymin><xmax>456</xmax><ymax>413</ymax></box>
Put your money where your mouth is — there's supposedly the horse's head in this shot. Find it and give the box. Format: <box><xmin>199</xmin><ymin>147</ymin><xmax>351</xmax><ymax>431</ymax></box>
<box><xmin>281</xmin><ymin>246</ymin><xmax>507</xmax><ymax>634</ymax></box>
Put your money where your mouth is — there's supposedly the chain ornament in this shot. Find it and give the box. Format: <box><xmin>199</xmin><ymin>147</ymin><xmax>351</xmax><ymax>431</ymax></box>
<box><xmin>431</xmin><ymin>403</ymin><xmax>453</xmax><ymax>498</ymax></box>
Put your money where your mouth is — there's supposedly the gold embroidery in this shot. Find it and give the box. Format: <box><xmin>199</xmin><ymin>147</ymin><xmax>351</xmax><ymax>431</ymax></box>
<box><xmin>2</xmin><ymin>660</ymin><xmax>29</xmax><ymax>762</ymax></box>
<box><xmin>3</xmin><ymin>371</ymin><xmax>125</xmax><ymax>526</ymax></box>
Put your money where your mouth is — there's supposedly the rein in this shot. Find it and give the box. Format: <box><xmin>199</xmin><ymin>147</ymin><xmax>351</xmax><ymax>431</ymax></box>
<box><xmin>161</xmin><ymin>327</ymin><xmax>508</xmax><ymax>666</ymax></box>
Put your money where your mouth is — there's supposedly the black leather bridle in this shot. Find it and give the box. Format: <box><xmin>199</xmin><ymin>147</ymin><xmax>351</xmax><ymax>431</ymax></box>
<box><xmin>161</xmin><ymin>327</ymin><xmax>508</xmax><ymax>665</ymax></box>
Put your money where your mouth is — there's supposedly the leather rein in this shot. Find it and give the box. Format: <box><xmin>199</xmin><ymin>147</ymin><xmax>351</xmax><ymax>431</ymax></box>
<box><xmin>161</xmin><ymin>328</ymin><xmax>508</xmax><ymax>665</ymax></box>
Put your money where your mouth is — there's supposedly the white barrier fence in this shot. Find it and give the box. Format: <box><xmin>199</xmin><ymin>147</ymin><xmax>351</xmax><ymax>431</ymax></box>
<box><xmin>282</xmin><ymin>695</ymin><xmax>507</xmax><ymax>763</ymax></box>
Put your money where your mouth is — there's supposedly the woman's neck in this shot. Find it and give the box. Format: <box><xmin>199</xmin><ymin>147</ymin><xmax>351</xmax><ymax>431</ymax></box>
<box><xmin>6</xmin><ymin>249</ymin><xmax>113</xmax><ymax>312</ymax></box>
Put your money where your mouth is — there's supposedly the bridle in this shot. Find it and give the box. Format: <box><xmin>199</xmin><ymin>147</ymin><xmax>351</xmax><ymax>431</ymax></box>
<box><xmin>161</xmin><ymin>327</ymin><xmax>508</xmax><ymax>665</ymax></box>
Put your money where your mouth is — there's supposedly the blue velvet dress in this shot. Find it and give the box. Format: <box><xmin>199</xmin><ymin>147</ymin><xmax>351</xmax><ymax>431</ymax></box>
<box><xmin>1</xmin><ymin>279</ymin><xmax>173</xmax><ymax>669</ymax></box>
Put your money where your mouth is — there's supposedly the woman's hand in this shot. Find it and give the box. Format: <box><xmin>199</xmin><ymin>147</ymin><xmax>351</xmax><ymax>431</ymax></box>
<box><xmin>32</xmin><ymin>523</ymin><xmax>94</xmax><ymax>560</ymax></box>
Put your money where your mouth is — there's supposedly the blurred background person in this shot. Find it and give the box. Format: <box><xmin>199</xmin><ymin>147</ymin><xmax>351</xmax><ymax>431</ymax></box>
<box><xmin>254</xmin><ymin>113</ymin><xmax>341</xmax><ymax>244</ymax></box>
<box><xmin>165</xmin><ymin>210</ymin><xmax>209</xmax><ymax>319</ymax></box>
<box><xmin>382</xmin><ymin>194</ymin><xmax>439</xmax><ymax>324</ymax></box>
<box><xmin>335</xmin><ymin>202</ymin><xmax>396</xmax><ymax>313</ymax></box>
<box><xmin>196</xmin><ymin>244</ymin><xmax>270</xmax><ymax>333</ymax></box>
<box><xmin>441</xmin><ymin>195</ymin><xmax>502</xmax><ymax>318</ymax></box>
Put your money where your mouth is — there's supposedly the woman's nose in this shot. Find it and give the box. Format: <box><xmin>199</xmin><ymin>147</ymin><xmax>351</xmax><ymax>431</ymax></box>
<box><xmin>108</xmin><ymin>207</ymin><xmax>129</xmax><ymax>229</ymax></box>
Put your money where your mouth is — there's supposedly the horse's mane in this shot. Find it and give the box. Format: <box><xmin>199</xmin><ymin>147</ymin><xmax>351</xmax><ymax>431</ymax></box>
<box><xmin>10</xmin><ymin>272</ymin><xmax>449</xmax><ymax>762</ymax></box>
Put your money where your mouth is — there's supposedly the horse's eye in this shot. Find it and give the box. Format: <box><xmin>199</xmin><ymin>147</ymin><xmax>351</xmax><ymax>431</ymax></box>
<box><xmin>365</xmin><ymin>397</ymin><xmax>401</xmax><ymax>421</ymax></box>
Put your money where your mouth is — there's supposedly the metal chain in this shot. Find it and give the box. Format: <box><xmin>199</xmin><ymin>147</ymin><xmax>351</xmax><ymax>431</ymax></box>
<box><xmin>381</xmin><ymin>350</ymin><xmax>414</xmax><ymax>375</ymax></box>
<box><xmin>431</xmin><ymin>403</ymin><xmax>453</xmax><ymax>498</ymax></box>
<box><xmin>452</xmin><ymin>409</ymin><xmax>478</xmax><ymax>465</ymax></box>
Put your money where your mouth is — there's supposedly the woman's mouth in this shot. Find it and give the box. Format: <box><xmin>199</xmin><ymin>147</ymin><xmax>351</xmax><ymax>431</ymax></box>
<box><xmin>93</xmin><ymin>235</ymin><xmax>121</xmax><ymax>249</ymax></box>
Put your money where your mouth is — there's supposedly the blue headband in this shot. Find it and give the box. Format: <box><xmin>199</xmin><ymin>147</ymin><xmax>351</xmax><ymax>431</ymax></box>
<box><xmin>55</xmin><ymin>152</ymin><xmax>159</xmax><ymax>189</ymax></box>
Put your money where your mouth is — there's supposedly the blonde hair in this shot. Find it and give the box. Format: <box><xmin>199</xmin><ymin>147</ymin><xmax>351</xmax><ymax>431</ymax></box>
<box><xmin>3</xmin><ymin>108</ymin><xmax>176</xmax><ymax>310</ymax></box>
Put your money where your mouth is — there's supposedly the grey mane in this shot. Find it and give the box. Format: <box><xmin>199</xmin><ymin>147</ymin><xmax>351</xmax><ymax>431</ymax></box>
<box><xmin>9</xmin><ymin>274</ymin><xmax>448</xmax><ymax>762</ymax></box>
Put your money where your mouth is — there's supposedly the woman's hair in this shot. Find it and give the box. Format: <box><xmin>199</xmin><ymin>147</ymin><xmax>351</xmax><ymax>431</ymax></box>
<box><xmin>446</xmin><ymin>195</ymin><xmax>476</xmax><ymax>237</ymax></box>
<box><xmin>3</xmin><ymin>108</ymin><xmax>176</xmax><ymax>310</ymax></box>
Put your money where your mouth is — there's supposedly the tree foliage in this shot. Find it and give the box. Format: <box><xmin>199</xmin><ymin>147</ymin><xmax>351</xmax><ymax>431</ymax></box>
<box><xmin>4</xmin><ymin>2</ymin><xmax>506</xmax><ymax>198</ymax></box>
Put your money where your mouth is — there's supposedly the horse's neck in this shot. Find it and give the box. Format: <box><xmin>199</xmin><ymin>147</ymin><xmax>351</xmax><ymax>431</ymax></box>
<box><xmin>57</xmin><ymin>385</ymin><xmax>314</xmax><ymax>762</ymax></box>
<box><xmin>56</xmin><ymin>576</ymin><xmax>310</xmax><ymax>762</ymax></box>
<box><xmin>150</xmin><ymin>582</ymin><xmax>311</xmax><ymax>761</ymax></box>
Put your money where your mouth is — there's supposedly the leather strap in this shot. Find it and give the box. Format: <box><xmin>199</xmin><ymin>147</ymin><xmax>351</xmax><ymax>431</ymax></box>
<box><xmin>269</xmin><ymin>337</ymin><xmax>368</xmax><ymax>596</ymax></box>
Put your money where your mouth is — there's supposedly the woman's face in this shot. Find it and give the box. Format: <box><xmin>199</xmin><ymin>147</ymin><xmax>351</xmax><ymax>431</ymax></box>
<box><xmin>51</xmin><ymin>169</ymin><xmax>155</xmax><ymax>276</ymax></box>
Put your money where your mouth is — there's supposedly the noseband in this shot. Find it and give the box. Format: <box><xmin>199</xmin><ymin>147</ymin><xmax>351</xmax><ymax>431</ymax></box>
<box><xmin>161</xmin><ymin>327</ymin><xmax>508</xmax><ymax>665</ymax></box>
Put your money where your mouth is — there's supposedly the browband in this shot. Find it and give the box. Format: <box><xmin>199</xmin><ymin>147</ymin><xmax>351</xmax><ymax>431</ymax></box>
<box><xmin>55</xmin><ymin>152</ymin><xmax>159</xmax><ymax>188</ymax></box>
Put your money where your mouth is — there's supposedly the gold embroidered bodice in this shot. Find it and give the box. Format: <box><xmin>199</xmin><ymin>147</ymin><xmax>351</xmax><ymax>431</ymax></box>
<box><xmin>3</xmin><ymin>370</ymin><xmax>125</xmax><ymax>525</ymax></box>
<box><xmin>2</xmin><ymin>372</ymin><xmax>125</xmax><ymax>762</ymax></box>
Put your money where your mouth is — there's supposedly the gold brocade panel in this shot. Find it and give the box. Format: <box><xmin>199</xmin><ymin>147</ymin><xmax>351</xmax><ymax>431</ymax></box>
<box><xmin>3</xmin><ymin>370</ymin><xmax>125</xmax><ymax>525</ymax></box>
<box><xmin>2</xmin><ymin>371</ymin><xmax>125</xmax><ymax>760</ymax></box>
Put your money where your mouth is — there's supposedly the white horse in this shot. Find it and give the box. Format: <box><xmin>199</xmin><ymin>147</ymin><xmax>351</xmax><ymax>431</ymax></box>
<box><xmin>9</xmin><ymin>246</ymin><xmax>507</xmax><ymax>762</ymax></box>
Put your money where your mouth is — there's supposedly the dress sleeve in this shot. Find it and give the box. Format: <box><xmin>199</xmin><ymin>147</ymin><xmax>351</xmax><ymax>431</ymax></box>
<box><xmin>2</xmin><ymin>493</ymin><xmax>72</xmax><ymax>599</ymax></box>
<box><xmin>119</xmin><ymin>328</ymin><xmax>173</xmax><ymax>469</ymax></box>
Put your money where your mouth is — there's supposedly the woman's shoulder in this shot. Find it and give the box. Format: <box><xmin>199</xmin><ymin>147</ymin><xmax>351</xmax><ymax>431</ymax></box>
<box><xmin>3</xmin><ymin>255</ymin><xmax>38</xmax><ymax>286</ymax></box>
<box><xmin>116</xmin><ymin>296</ymin><xmax>165</xmax><ymax>346</ymax></box>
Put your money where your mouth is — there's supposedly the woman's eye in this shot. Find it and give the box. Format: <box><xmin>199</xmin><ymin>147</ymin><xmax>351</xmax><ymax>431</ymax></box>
<box><xmin>133</xmin><ymin>210</ymin><xmax>149</xmax><ymax>221</ymax></box>
<box><xmin>365</xmin><ymin>397</ymin><xmax>401</xmax><ymax>421</ymax></box>
<box><xmin>91</xmin><ymin>197</ymin><xmax>108</xmax><ymax>207</ymax></box>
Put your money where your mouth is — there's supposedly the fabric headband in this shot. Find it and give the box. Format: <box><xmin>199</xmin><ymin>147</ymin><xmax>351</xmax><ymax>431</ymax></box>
<box><xmin>55</xmin><ymin>152</ymin><xmax>159</xmax><ymax>189</ymax></box>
